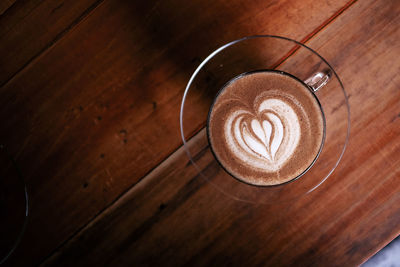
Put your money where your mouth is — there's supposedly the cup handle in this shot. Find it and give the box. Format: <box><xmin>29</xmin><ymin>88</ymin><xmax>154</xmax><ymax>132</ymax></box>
<box><xmin>304</xmin><ymin>70</ymin><xmax>332</xmax><ymax>92</ymax></box>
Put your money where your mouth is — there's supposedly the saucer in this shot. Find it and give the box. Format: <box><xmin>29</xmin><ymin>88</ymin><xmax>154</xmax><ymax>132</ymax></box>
<box><xmin>180</xmin><ymin>36</ymin><xmax>350</xmax><ymax>204</ymax></box>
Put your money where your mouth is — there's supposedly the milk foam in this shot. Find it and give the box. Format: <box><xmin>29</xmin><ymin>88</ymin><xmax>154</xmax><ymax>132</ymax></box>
<box><xmin>225</xmin><ymin>98</ymin><xmax>300</xmax><ymax>172</ymax></box>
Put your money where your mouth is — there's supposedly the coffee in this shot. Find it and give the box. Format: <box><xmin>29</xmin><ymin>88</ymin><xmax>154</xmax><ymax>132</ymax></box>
<box><xmin>207</xmin><ymin>70</ymin><xmax>325</xmax><ymax>186</ymax></box>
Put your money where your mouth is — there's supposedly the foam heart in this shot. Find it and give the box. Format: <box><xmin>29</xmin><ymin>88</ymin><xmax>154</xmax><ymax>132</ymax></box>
<box><xmin>241</xmin><ymin>115</ymin><xmax>284</xmax><ymax>161</ymax></box>
<box><xmin>225</xmin><ymin>98</ymin><xmax>300</xmax><ymax>171</ymax></box>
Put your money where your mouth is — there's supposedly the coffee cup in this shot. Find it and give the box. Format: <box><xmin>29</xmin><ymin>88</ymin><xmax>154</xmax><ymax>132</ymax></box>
<box><xmin>207</xmin><ymin>69</ymin><xmax>330</xmax><ymax>186</ymax></box>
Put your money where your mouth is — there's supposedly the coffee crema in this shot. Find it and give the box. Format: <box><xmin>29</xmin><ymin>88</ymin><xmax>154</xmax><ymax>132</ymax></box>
<box><xmin>207</xmin><ymin>70</ymin><xmax>325</xmax><ymax>186</ymax></box>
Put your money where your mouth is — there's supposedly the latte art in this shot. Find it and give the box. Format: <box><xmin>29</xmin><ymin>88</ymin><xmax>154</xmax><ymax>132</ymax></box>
<box><xmin>226</xmin><ymin>98</ymin><xmax>300</xmax><ymax>171</ymax></box>
<box><xmin>207</xmin><ymin>71</ymin><xmax>325</xmax><ymax>186</ymax></box>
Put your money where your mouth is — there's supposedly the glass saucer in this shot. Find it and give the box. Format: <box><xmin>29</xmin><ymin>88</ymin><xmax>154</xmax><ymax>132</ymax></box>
<box><xmin>180</xmin><ymin>35</ymin><xmax>350</xmax><ymax>204</ymax></box>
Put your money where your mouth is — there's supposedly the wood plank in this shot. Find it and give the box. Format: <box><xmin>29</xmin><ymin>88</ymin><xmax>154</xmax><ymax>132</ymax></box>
<box><xmin>43</xmin><ymin>0</ymin><xmax>400</xmax><ymax>265</ymax></box>
<box><xmin>0</xmin><ymin>0</ymin><xmax>15</xmax><ymax>16</ymax></box>
<box><xmin>0</xmin><ymin>0</ymin><xmax>354</xmax><ymax>265</ymax></box>
<box><xmin>0</xmin><ymin>0</ymin><xmax>102</xmax><ymax>86</ymax></box>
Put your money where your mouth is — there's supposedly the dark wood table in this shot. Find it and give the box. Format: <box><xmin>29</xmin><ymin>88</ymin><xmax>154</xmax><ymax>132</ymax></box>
<box><xmin>1</xmin><ymin>0</ymin><xmax>399</xmax><ymax>265</ymax></box>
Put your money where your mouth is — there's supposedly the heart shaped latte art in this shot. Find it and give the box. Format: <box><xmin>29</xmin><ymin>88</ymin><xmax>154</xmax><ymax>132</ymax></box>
<box><xmin>225</xmin><ymin>99</ymin><xmax>300</xmax><ymax>171</ymax></box>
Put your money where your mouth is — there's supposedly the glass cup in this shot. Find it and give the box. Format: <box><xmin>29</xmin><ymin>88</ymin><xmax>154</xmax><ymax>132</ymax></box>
<box><xmin>206</xmin><ymin>69</ymin><xmax>330</xmax><ymax>187</ymax></box>
<box><xmin>180</xmin><ymin>36</ymin><xmax>350</xmax><ymax>204</ymax></box>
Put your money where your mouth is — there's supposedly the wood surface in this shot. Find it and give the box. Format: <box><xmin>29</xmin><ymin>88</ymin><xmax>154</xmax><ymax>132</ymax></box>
<box><xmin>0</xmin><ymin>0</ymin><xmax>398</xmax><ymax>265</ymax></box>
<box><xmin>0</xmin><ymin>0</ymin><xmax>352</xmax><ymax>265</ymax></box>
<box><xmin>0</xmin><ymin>0</ymin><xmax>102</xmax><ymax>86</ymax></box>
<box><xmin>0</xmin><ymin>0</ymin><xmax>15</xmax><ymax>16</ymax></box>
<box><xmin>45</xmin><ymin>0</ymin><xmax>400</xmax><ymax>265</ymax></box>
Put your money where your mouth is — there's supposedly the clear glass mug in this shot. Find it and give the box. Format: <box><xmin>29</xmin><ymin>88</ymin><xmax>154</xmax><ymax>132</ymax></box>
<box><xmin>206</xmin><ymin>68</ymin><xmax>331</xmax><ymax>187</ymax></box>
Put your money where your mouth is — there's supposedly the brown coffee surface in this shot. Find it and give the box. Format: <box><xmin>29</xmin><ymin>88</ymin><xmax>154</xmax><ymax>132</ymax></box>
<box><xmin>207</xmin><ymin>71</ymin><xmax>324</xmax><ymax>186</ymax></box>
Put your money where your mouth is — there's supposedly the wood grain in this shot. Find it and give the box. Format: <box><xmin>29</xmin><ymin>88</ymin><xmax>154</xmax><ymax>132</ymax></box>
<box><xmin>0</xmin><ymin>0</ymin><xmax>15</xmax><ymax>16</ymax></box>
<box><xmin>0</xmin><ymin>0</ymin><xmax>102</xmax><ymax>87</ymax></box>
<box><xmin>43</xmin><ymin>0</ymin><xmax>400</xmax><ymax>265</ymax></box>
<box><xmin>0</xmin><ymin>0</ymin><xmax>356</xmax><ymax>265</ymax></box>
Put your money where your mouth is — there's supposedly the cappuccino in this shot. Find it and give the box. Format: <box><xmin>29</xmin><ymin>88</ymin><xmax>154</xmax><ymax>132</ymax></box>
<box><xmin>207</xmin><ymin>70</ymin><xmax>325</xmax><ymax>186</ymax></box>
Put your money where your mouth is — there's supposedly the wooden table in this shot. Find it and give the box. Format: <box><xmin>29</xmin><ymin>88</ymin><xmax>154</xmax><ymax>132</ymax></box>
<box><xmin>1</xmin><ymin>0</ymin><xmax>399</xmax><ymax>265</ymax></box>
